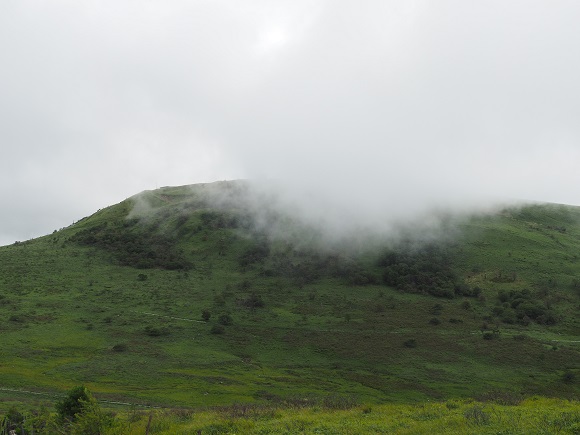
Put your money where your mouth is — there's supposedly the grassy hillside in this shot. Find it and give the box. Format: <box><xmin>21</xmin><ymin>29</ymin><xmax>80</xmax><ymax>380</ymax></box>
<box><xmin>0</xmin><ymin>181</ymin><xmax>578</xmax><ymax>411</ymax></box>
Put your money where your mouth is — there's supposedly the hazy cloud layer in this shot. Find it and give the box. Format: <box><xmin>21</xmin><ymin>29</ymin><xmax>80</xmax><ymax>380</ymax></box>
<box><xmin>2</xmin><ymin>1</ymin><xmax>580</xmax><ymax>245</ymax></box>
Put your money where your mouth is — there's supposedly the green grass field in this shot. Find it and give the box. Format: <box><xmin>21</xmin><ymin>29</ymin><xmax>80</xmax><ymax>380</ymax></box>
<box><xmin>4</xmin><ymin>395</ymin><xmax>580</xmax><ymax>434</ymax></box>
<box><xmin>0</xmin><ymin>182</ymin><xmax>578</xmax><ymax>422</ymax></box>
<box><xmin>109</xmin><ymin>396</ymin><xmax>580</xmax><ymax>434</ymax></box>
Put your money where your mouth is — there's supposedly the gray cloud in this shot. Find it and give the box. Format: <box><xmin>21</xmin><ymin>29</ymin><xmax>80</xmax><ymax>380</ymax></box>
<box><xmin>2</xmin><ymin>1</ymin><xmax>580</xmax><ymax>245</ymax></box>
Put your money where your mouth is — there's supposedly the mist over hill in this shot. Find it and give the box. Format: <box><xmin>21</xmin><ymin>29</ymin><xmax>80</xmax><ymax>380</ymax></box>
<box><xmin>126</xmin><ymin>180</ymin><xmax>506</xmax><ymax>252</ymax></box>
<box><xmin>0</xmin><ymin>180</ymin><xmax>578</xmax><ymax>410</ymax></box>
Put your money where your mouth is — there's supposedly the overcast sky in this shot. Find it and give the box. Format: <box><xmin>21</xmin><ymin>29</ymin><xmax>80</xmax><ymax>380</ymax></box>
<box><xmin>2</xmin><ymin>0</ymin><xmax>580</xmax><ymax>245</ymax></box>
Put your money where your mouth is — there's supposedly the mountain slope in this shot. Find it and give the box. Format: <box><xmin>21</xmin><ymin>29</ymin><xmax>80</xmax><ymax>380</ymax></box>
<box><xmin>0</xmin><ymin>181</ymin><xmax>578</xmax><ymax>407</ymax></box>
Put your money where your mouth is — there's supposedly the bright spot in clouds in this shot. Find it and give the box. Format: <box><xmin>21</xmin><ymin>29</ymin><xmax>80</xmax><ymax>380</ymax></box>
<box><xmin>254</xmin><ymin>25</ymin><xmax>291</xmax><ymax>56</ymax></box>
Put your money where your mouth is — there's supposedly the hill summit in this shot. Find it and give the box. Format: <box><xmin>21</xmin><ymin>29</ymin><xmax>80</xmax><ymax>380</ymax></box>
<box><xmin>0</xmin><ymin>181</ymin><xmax>578</xmax><ymax>407</ymax></box>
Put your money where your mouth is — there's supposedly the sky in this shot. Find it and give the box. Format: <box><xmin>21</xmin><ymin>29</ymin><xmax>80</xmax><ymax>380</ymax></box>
<box><xmin>2</xmin><ymin>0</ymin><xmax>580</xmax><ymax>246</ymax></box>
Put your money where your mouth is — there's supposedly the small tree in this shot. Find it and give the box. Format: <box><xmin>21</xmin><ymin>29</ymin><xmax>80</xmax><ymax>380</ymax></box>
<box><xmin>69</xmin><ymin>399</ymin><xmax>112</xmax><ymax>435</ymax></box>
<box><xmin>55</xmin><ymin>385</ymin><xmax>111</xmax><ymax>434</ymax></box>
<box><xmin>56</xmin><ymin>385</ymin><xmax>93</xmax><ymax>423</ymax></box>
<box><xmin>201</xmin><ymin>309</ymin><xmax>211</xmax><ymax>322</ymax></box>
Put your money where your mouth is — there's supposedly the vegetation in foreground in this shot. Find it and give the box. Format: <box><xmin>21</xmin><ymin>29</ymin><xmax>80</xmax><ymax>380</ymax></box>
<box><xmin>0</xmin><ymin>181</ymin><xmax>578</xmax><ymax>412</ymax></box>
<box><xmin>2</xmin><ymin>386</ymin><xmax>580</xmax><ymax>434</ymax></box>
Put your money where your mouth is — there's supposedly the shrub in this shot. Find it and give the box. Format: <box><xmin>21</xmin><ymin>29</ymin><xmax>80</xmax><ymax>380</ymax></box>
<box><xmin>201</xmin><ymin>309</ymin><xmax>211</xmax><ymax>322</ymax></box>
<box><xmin>496</xmin><ymin>288</ymin><xmax>555</xmax><ymax>325</ymax></box>
<box><xmin>240</xmin><ymin>293</ymin><xmax>265</xmax><ymax>309</ymax></box>
<box><xmin>9</xmin><ymin>314</ymin><xmax>27</xmax><ymax>323</ymax></box>
<box><xmin>218</xmin><ymin>313</ymin><xmax>233</xmax><ymax>326</ymax></box>
<box><xmin>501</xmin><ymin>310</ymin><xmax>517</xmax><ymax>324</ymax></box>
<box><xmin>55</xmin><ymin>385</ymin><xmax>94</xmax><ymax>423</ymax></box>
<box><xmin>69</xmin><ymin>401</ymin><xmax>113</xmax><ymax>435</ymax></box>
<box><xmin>2</xmin><ymin>406</ymin><xmax>24</xmax><ymax>433</ymax></box>
<box><xmin>454</xmin><ymin>283</ymin><xmax>475</xmax><ymax>296</ymax></box>
<box><xmin>144</xmin><ymin>325</ymin><xmax>170</xmax><ymax>337</ymax></box>
<box><xmin>429</xmin><ymin>304</ymin><xmax>443</xmax><ymax>315</ymax></box>
<box><xmin>112</xmin><ymin>343</ymin><xmax>128</xmax><ymax>352</ymax></box>
<box><xmin>27</xmin><ymin>406</ymin><xmax>52</xmax><ymax>433</ymax></box>
<box><xmin>464</xmin><ymin>405</ymin><xmax>490</xmax><ymax>425</ymax></box>
<box><xmin>211</xmin><ymin>324</ymin><xmax>225</xmax><ymax>335</ymax></box>
<box><xmin>562</xmin><ymin>371</ymin><xmax>576</xmax><ymax>384</ymax></box>
<box><xmin>445</xmin><ymin>401</ymin><xmax>460</xmax><ymax>410</ymax></box>
<box><xmin>403</xmin><ymin>339</ymin><xmax>417</xmax><ymax>348</ymax></box>
<box><xmin>71</xmin><ymin>222</ymin><xmax>191</xmax><ymax>270</ymax></box>
<box><xmin>378</xmin><ymin>243</ymin><xmax>462</xmax><ymax>298</ymax></box>
<box><xmin>238</xmin><ymin>242</ymin><xmax>270</xmax><ymax>268</ymax></box>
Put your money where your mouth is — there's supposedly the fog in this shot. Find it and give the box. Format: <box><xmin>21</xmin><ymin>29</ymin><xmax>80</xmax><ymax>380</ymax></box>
<box><xmin>2</xmin><ymin>1</ymin><xmax>580</xmax><ymax>245</ymax></box>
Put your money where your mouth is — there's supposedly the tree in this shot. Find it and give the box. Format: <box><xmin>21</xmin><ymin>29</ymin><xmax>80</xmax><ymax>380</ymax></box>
<box><xmin>56</xmin><ymin>385</ymin><xmax>93</xmax><ymax>423</ymax></box>
<box><xmin>69</xmin><ymin>399</ymin><xmax>112</xmax><ymax>435</ymax></box>
<box><xmin>55</xmin><ymin>385</ymin><xmax>112</xmax><ymax>434</ymax></box>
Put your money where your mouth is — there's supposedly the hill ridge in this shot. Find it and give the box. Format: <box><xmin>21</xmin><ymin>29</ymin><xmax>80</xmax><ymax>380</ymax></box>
<box><xmin>0</xmin><ymin>181</ymin><xmax>578</xmax><ymax>407</ymax></box>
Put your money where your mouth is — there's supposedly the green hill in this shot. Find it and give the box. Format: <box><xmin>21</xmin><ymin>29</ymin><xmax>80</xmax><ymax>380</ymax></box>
<box><xmin>0</xmin><ymin>181</ymin><xmax>578</xmax><ymax>410</ymax></box>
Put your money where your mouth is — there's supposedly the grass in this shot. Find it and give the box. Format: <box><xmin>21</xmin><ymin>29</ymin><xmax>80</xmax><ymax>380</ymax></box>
<box><xmin>130</xmin><ymin>397</ymin><xmax>580</xmax><ymax>434</ymax></box>
<box><xmin>0</xmin><ymin>182</ymin><xmax>578</xmax><ymax>411</ymax></box>
<box><xmin>5</xmin><ymin>396</ymin><xmax>579</xmax><ymax>434</ymax></box>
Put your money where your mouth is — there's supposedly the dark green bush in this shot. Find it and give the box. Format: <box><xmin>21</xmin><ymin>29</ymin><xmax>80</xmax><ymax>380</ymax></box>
<box><xmin>218</xmin><ymin>313</ymin><xmax>233</xmax><ymax>326</ymax></box>
<box><xmin>482</xmin><ymin>332</ymin><xmax>496</xmax><ymax>340</ymax></box>
<box><xmin>144</xmin><ymin>325</ymin><xmax>170</xmax><ymax>337</ymax></box>
<box><xmin>71</xmin><ymin>221</ymin><xmax>191</xmax><ymax>270</ymax></box>
<box><xmin>238</xmin><ymin>242</ymin><xmax>270</xmax><ymax>268</ymax></box>
<box><xmin>379</xmin><ymin>243</ymin><xmax>463</xmax><ymax>298</ymax></box>
<box><xmin>55</xmin><ymin>385</ymin><xmax>93</xmax><ymax>422</ymax></box>
<box><xmin>211</xmin><ymin>324</ymin><xmax>225</xmax><ymax>335</ymax></box>
<box><xmin>429</xmin><ymin>304</ymin><xmax>444</xmax><ymax>315</ymax></box>
<box><xmin>496</xmin><ymin>289</ymin><xmax>555</xmax><ymax>325</ymax></box>
<box><xmin>403</xmin><ymin>339</ymin><xmax>417</xmax><ymax>348</ymax></box>
<box><xmin>562</xmin><ymin>371</ymin><xmax>576</xmax><ymax>384</ymax></box>
<box><xmin>240</xmin><ymin>293</ymin><xmax>265</xmax><ymax>309</ymax></box>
